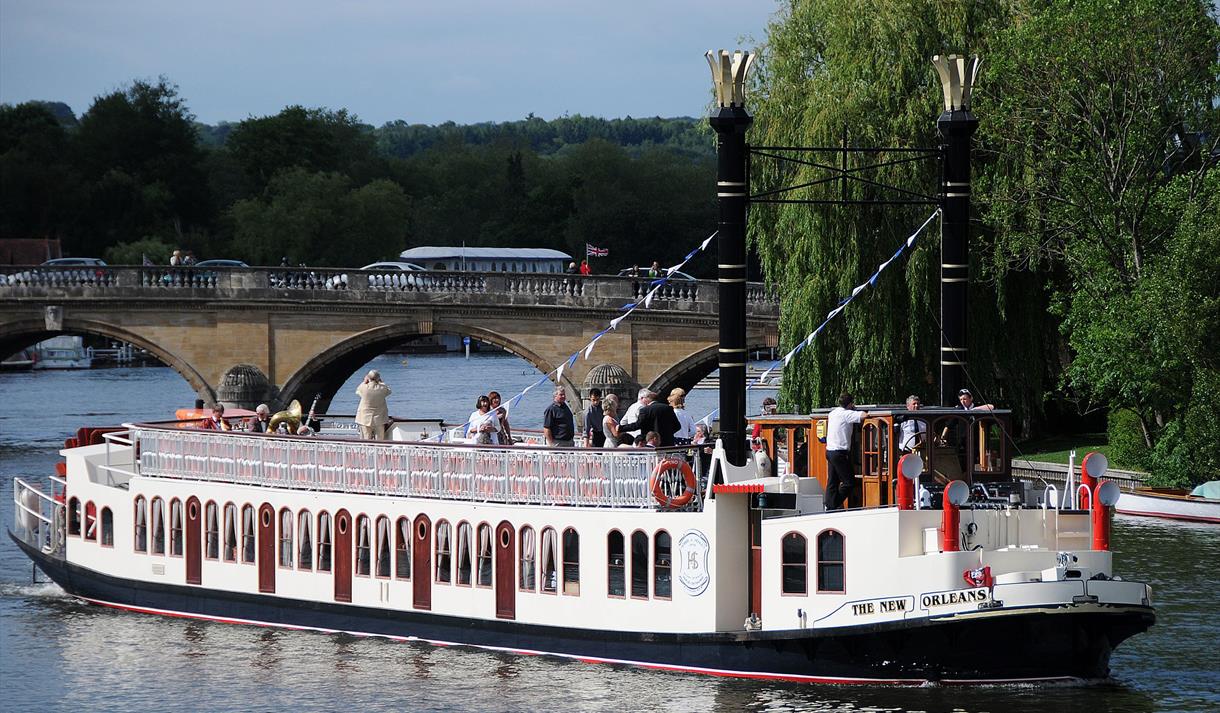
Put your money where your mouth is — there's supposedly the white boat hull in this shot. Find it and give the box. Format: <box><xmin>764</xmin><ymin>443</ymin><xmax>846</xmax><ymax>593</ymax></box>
<box><xmin>1116</xmin><ymin>489</ymin><xmax>1220</xmax><ymax>524</ymax></box>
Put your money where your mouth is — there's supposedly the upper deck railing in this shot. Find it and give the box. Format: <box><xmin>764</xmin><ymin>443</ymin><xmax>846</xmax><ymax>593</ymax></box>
<box><xmin>0</xmin><ymin>265</ymin><xmax>777</xmax><ymax>314</ymax></box>
<box><xmin>129</xmin><ymin>425</ymin><xmax>708</xmax><ymax>511</ymax></box>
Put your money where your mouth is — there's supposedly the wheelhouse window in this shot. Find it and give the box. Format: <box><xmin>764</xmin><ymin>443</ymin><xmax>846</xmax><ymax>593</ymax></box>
<box><xmin>205</xmin><ymin>501</ymin><xmax>219</xmax><ymax>559</ymax></box>
<box><xmin>395</xmin><ymin>517</ymin><xmax>411</xmax><ymax>579</ymax></box>
<box><xmin>68</xmin><ymin>497</ymin><xmax>81</xmax><ymax>536</ymax></box>
<box><xmin>279</xmin><ymin>508</ymin><xmax>293</xmax><ymax>568</ymax></box>
<box><xmin>84</xmin><ymin>501</ymin><xmax>97</xmax><ymax>542</ymax></box>
<box><xmin>317</xmin><ymin>511</ymin><xmax>332</xmax><ymax>572</ymax></box>
<box><xmin>477</xmin><ymin>523</ymin><xmax>493</xmax><ymax>587</ymax></box>
<box><xmin>654</xmin><ymin>531</ymin><xmax>672</xmax><ymax>599</ymax></box>
<box><xmin>376</xmin><ymin>516</ymin><xmax>391</xmax><ymax>578</ymax></box>
<box><xmin>170</xmin><ymin>499</ymin><xmax>183</xmax><ymax>556</ymax></box>
<box><xmin>100</xmin><ymin>507</ymin><xmax>113</xmax><ymax>546</ymax></box>
<box><xmin>519</xmin><ymin>526</ymin><xmax>536</xmax><ymax>591</ymax></box>
<box><xmin>435</xmin><ymin>520</ymin><xmax>451</xmax><ymax>583</ymax></box>
<box><xmin>540</xmin><ymin>527</ymin><xmax>558</xmax><ymax>593</ymax></box>
<box><xmin>817</xmin><ymin>530</ymin><xmax>845</xmax><ymax>593</ymax></box>
<box><xmin>562</xmin><ymin>527</ymin><xmax>579</xmax><ymax>596</ymax></box>
<box><xmin>298</xmin><ymin>510</ymin><xmax>313</xmax><ymax>570</ymax></box>
<box><xmin>782</xmin><ymin>532</ymin><xmax>808</xmax><ymax>595</ymax></box>
<box><xmin>607</xmin><ymin>530</ymin><xmax>625</xmax><ymax>597</ymax></box>
<box><xmin>456</xmin><ymin>521</ymin><xmax>473</xmax><ymax>586</ymax></box>
<box><xmin>133</xmin><ymin>496</ymin><xmax>147</xmax><ymax>552</ymax></box>
<box><xmin>150</xmin><ymin>497</ymin><xmax>166</xmax><ymax>555</ymax></box>
<box><xmin>355</xmin><ymin>515</ymin><xmax>371</xmax><ymax>576</ymax></box>
<box><xmin>223</xmin><ymin>503</ymin><xmax>238</xmax><ymax>562</ymax></box>
<box><xmin>630</xmin><ymin>530</ymin><xmax>648</xmax><ymax>599</ymax></box>
<box><xmin>241</xmin><ymin>504</ymin><xmax>256</xmax><ymax>563</ymax></box>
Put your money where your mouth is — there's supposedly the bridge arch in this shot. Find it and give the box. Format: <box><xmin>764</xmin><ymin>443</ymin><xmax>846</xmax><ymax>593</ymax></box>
<box><xmin>0</xmin><ymin>318</ymin><xmax>216</xmax><ymax>402</ymax></box>
<box><xmin>647</xmin><ymin>338</ymin><xmax>773</xmax><ymax>399</ymax></box>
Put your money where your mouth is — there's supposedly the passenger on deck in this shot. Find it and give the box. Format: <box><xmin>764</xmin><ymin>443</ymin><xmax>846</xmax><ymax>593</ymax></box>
<box><xmin>355</xmin><ymin>369</ymin><xmax>391</xmax><ymax>440</ymax></box>
<box><xmin>542</xmin><ymin>387</ymin><xmax>575</xmax><ymax>447</ymax></box>
<box><xmin>200</xmin><ymin>404</ymin><xmax>230</xmax><ymax>431</ymax></box>
<box><xmin>601</xmin><ymin>393</ymin><xmax>622</xmax><ymax>447</ymax></box>
<box><xmin>250</xmin><ymin>404</ymin><xmax>272</xmax><ymax>433</ymax></box>
<box><xmin>669</xmin><ymin>388</ymin><xmax>696</xmax><ymax>445</ymax></box>
<box><xmin>489</xmin><ymin>391</ymin><xmax>513</xmax><ymax>445</ymax></box>
<box><xmin>898</xmin><ymin>395</ymin><xmax>926</xmax><ymax>453</ymax></box>
<box><xmin>645</xmin><ymin>431</ymin><xmax>661</xmax><ymax>448</ymax></box>
<box><xmin>620</xmin><ymin>391</ymin><xmax>648</xmax><ymax>442</ymax></box>
<box><xmin>618</xmin><ymin>389</ymin><xmax>681</xmax><ymax>446</ymax></box>
<box><xmin>296</xmin><ymin>425</ymin><xmax>315</xmax><ymax>436</ymax></box>
<box><xmin>825</xmin><ymin>393</ymin><xmax>869</xmax><ymax>511</ymax></box>
<box><xmin>583</xmin><ymin>388</ymin><xmax>605</xmax><ymax>447</ymax></box>
<box><xmin>466</xmin><ymin>395</ymin><xmax>500</xmax><ymax>444</ymax></box>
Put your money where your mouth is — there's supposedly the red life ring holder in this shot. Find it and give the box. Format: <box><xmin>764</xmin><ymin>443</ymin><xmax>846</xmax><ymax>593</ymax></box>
<box><xmin>651</xmin><ymin>459</ymin><xmax>696</xmax><ymax>509</ymax></box>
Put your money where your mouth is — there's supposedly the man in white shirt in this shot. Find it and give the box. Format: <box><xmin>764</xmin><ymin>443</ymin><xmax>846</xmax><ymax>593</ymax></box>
<box><xmin>620</xmin><ymin>390</ymin><xmax>649</xmax><ymax>441</ymax></box>
<box><xmin>824</xmin><ymin>393</ymin><xmax>868</xmax><ymax>511</ymax></box>
<box><xmin>899</xmin><ymin>395</ymin><xmax>926</xmax><ymax>452</ymax></box>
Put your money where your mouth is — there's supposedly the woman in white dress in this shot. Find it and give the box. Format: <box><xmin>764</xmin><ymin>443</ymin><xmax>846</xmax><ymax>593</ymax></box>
<box><xmin>601</xmin><ymin>393</ymin><xmax>623</xmax><ymax>447</ymax></box>
<box><xmin>465</xmin><ymin>394</ymin><xmax>500</xmax><ymax>444</ymax></box>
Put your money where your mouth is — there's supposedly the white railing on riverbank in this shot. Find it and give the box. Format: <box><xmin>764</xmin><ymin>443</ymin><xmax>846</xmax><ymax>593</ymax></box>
<box><xmin>131</xmin><ymin>425</ymin><xmax>705</xmax><ymax>510</ymax></box>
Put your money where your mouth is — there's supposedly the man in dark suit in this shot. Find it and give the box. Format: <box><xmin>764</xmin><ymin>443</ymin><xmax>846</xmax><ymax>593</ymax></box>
<box><xmin>617</xmin><ymin>389</ymin><xmax>681</xmax><ymax>447</ymax></box>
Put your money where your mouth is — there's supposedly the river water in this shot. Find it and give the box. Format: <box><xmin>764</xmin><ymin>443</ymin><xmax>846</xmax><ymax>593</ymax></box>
<box><xmin>1</xmin><ymin>357</ymin><xmax>1217</xmax><ymax>712</ymax></box>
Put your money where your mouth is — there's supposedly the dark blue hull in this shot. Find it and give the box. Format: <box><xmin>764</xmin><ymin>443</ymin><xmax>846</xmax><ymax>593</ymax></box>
<box><xmin>11</xmin><ymin>532</ymin><xmax>1153</xmax><ymax>684</ymax></box>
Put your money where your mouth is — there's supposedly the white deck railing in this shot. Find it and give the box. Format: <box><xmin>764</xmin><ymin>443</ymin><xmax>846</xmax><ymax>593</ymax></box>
<box><xmin>131</xmin><ymin>426</ymin><xmax>706</xmax><ymax>510</ymax></box>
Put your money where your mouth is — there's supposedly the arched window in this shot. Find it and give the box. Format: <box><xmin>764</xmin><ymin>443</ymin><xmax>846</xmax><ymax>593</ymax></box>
<box><xmin>630</xmin><ymin>530</ymin><xmax>648</xmax><ymax>599</ymax></box>
<box><xmin>540</xmin><ymin>527</ymin><xmax>558</xmax><ymax>593</ymax></box>
<box><xmin>395</xmin><ymin>516</ymin><xmax>411</xmax><ymax>579</ymax></box>
<box><xmin>435</xmin><ymin>520</ymin><xmax>452</xmax><ymax>583</ymax></box>
<box><xmin>68</xmin><ymin>497</ymin><xmax>81</xmax><ymax>536</ymax></box>
<box><xmin>279</xmin><ymin>508</ymin><xmax>294</xmax><ymax>568</ymax></box>
<box><xmin>476</xmin><ymin>523</ymin><xmax>493</xmax><ymax>588</ymax></box>
<box><xmin>782</xmin><ymin>532</ymin><xmax>808</xmax><ymax>595</ymax></box>
<box><xmin>84</xmin><ymin>501</ymin><xmax>97</xmax><ymax>542</ymax></box>
<box><xmin>170</xmin><ymin>499</ymin><xmax>183</xmax><ymax>556</ymax></box>
<box><xmin>355</xmin><ymin>515</ymin><xmax>371</xmax><ymax>576</ymax></box>
<box><xmin>223</xmin><ymin>503</ymin><xmax>238</xmax><ymax>562</ymax></box>
<box><xmin>100</xmin><ymin>507</ymin><xmax>113</xmax><ymax>547</ymax></box>
<box><xmin>150</xmin><ymin>497</ymin><xmax>166</xmax><ymax>555</ymax></box>
<box><xmin>456</xmin><ymin>521</ymin><xmax>473</xmax><ymax>586</ymax></box>
<box><xmin>375</xmin><ymin>516</ymin><xmax>391</xmax><ymax>578</ymax></box>
<box><xmin>562</xmin><ymin>527</ymin><xmax>580</xmax><ymax>596</ymax></box>
<box><xmin>654</xmin><ymin>531</ymin><xmax>672</xmax><ymax>600</ymax></box>
<box><xmin>298</xmin><ymin>510</ymin><xmax>313</xmax><ymax>570</ymax></box>
<box><xmin>241</xmin><ymin>504</ymin><xmax>256</xmax><ymax>563</ymax></box>
<box><xmin>817</xmin><ymin>530</ymin><xmax>845</xmax><ymax>593</ymax></box>
<box><xmin>607</xmin><ymin>530</ymin><xmax>625</xmax><ymax>598</ymax></box>
<box><xmin>317</xmin><ymin>511</ymin><xmax>332</xmax><ymax>572</ymax></box>
<box><xmin>133</xmin><ymin>496</ymin><xmax>147</xmax><ymax>552</ymax></box>
<box><xmin>205</xmin><ymin>501</ymin><xmax>219</xmax><ymax>559</ymax></box>
<box><xmin>518</xmin><ymin>525</ymin><xmax>536</xmax><ymax>591</ymax></box>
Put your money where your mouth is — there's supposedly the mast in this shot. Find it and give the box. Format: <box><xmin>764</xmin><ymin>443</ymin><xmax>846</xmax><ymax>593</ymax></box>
<box><xmin>707</xmin><ymin>50</ymin><xmax>754</xmax><ymax>468</ymax></box>
<box><xmin>932</xmin><ymin>55</ymin><xmax>982</xmax><ymax>406</ymax></box>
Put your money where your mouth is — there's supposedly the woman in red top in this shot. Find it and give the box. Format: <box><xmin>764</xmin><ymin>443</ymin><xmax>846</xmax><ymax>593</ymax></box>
<box><xmin>579</xmin><ymin>260</ymin><xmax>591</xmax><ymax>276</ymax></box>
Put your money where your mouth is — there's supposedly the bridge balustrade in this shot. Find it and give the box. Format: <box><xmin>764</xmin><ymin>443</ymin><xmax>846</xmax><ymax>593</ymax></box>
<box><xmin>130</xmin><ymin>425</ymin><xmax>704</xmax><ymax>510</ymax></box>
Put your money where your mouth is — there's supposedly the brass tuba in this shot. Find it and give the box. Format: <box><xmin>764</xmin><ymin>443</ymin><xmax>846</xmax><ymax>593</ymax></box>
<box><xmin>268</xmin><ymin>400</ymin><xmax>302</xmax><ymax>434</ymax></box>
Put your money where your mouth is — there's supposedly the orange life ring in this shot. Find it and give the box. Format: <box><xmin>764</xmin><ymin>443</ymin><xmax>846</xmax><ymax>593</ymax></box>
<box><xmin>651</xmin><ymin>459</ymin><xmax>696</xmax><ymax>509</ymax></box>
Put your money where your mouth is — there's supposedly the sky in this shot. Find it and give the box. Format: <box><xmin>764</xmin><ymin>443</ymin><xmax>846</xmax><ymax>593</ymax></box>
<box><xmin>1</xmin><ymin>0</ymin><xmax>779</xmax><ymax>126</ymax></box>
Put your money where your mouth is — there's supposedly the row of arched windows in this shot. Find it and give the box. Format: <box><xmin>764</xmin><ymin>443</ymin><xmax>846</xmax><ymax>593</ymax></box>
<box><xmin>67</xmin><ymin>497</ymin><xmax>112</xmax><ymax>546</ymax></box>
<box><xmin>781</xmin><ymin>530</ymin><xmax>845</xmax><ymax>595</ymax></box>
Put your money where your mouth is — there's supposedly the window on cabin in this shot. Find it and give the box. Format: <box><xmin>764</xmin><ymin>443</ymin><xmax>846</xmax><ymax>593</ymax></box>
<box><xmin>133</xmin><ymin>496</ymin><xmax>147</xmax><ymax>552</ymax></box>
<box><xmin>355</xmin><ymin>515</ymin><xmax>371</xmax><ymax>576</ymax></box>
<box><xmin>298</xmin><ymin>510</ymin><xmax>313</xmax><ymax>570</ymax></box>
<box><xmin>540</xmin><ymin>527</ymin><xmax>558</xmax><ymax>593</ymax></box>
<box><xmin>817</xmin><ymin>530</ymin><xmax>845</xmax><ymax>593</ymax></box>
<box><xmin>456</xmin><ymin>521</ymin><xmax>473</xmax><ymax>585</ymax></box>
<box><xmin>607</xmin><ymin>531</ymin><xmax>625</xmax><ymax>597</ymax></box>
<box><xmin>101</xmin><ymin>507</ymin><xmax>113</xmax><ymax>546</ymax></box>
<box><xmin>205</xmin><ymin>501</ymin><xmax>219</xmax><ymax>559</ymax></box>
<box><xmin>169</xmin><ymin>499</ymin><xmax>183</xmax><ymax>555</ymax></box>
<box><xmin>279</xmin><ymin>508</ymin><xmax>293</xmax><ymax>568</ymax></box>
<box><xmin>477</xmin><ymin>523</ymin><xmax>493</xmax><ymax>587</ymax></box>
<box><xmin>150</xmin><ymin>497</ymin><xmax>165</xmax><ymax>555</ymax></box>
<box><xmin>654</xmin><ymin>531</ymin><xmax>672</xmax><ymax>599</ymax></box>
<box><xmin>630</xmin><ymin>530</ymin><xmax>649</xmax><ymax>598</ymax></box>
<box><xmin>376</xmin><ymin>516</ymin><xmax>391</xmax><ymax>578</ymax></box>
<box><xmin>395</xmin><ymin>517</ymin><xmax>411</xmax><ymax>579</ymax></box>
<box><xmin>223</xmin><ymin>503</ymin><xmax>238</xmax><ymax>562</ymax></box>
<box><xmin>84</xmin><ymin>501</ymin><xmax>97</xmax><ymax>541</ymax></box>
<box><xmin>562</xmin><ymin>527</ymin><xmax>579</xmax><ymax>595</ymax></box>
<box><xmin>974</xmin><ymin>418</ymin><xmax>1005</xmax><ymax>474</ymax></box>
<box><xmin>793</xmin><ymin>427</ymin><xmax>809</xmax><ymax>477</ymax></box>
<box><xmin>241</xmin><ymin>504</ymin><xmax>256</xmax><ymax>563</ymax></box>
<box><xmin>519</xmin><ymin>526</ymin><xmax>536</xmax><ymax>591</ymax></box>
<box><xmin>68</xmin><ymin>497</ymin><xmax>81</xmax><ymax>536</ymax></box>
<box><xmin>317</xmin><ymin>512</ymin><xmax>332</xmax><ymax>572</ymax></box>
<box><xmin>435</xmin><ymin>520</ymin><xmax>451</xmax><ymax>583</ymax></box>
<box><xmin>782</xmin><ymin>532</ymin><xmax>807</xmax><ymax>595</ymax></box>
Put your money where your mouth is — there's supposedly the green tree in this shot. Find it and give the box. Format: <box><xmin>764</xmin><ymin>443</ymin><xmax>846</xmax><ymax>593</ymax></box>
<box><xmin>103</xmin><ymin>236</ymin><xmax>177</xmax><ymax>265</ymax></box>
<box><xmin>0</xmin><ymin>102</ymin><xmax>83</xmax><ymax>241</ymax></box>
<box><xmin>225</xmin><ymin>106</ymin><xmax>379</xmax><ymax>194</ymax></box>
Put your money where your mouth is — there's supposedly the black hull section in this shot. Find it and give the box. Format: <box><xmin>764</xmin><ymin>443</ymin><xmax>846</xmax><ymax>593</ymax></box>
<box><xmin>13</xmin><ymin>534</ymin><xmax>1154</xmax><ymax>684</ymax></box>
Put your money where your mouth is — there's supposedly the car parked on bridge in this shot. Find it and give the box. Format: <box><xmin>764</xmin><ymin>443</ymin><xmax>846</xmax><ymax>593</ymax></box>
<box><xmin>361</xmin><ymin>261</ymin><xmax>426</xmax><ymax>272</ymax></box>
<box><xmin>616</xmin><ymin>267</ymin><xmax>697</xmax><ymax>281</ymax></box>
<box><xmin>193</xmin><ymin>259</ymin><xmax>249</xmax><ymax>268</ymax></box>
<box><xmin>5</xmin><ymin>257</ymin><xmax>110</xmax><ymax>286</ymax></box>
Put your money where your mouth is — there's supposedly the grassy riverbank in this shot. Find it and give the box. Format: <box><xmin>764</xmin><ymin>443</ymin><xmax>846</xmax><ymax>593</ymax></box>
<box><xmin>1014</xmin><ymin>433</ymin><xmax>1135</xmax><ymax>470</ymax></box>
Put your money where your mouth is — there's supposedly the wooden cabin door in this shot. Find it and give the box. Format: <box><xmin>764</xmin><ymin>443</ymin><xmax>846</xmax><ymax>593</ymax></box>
<box><xmin>334</xmin><ymin>509</ymin><xmax>352</xmax><ymax>603</ymax></box>
<box><xmin>257</xmin><ymin>503</ymin><xmax>275</xmax><ymax>593</ymax></box>
<box><xmin>412</xmin><ymin>514</ymin><xmax>432</xmax><ymax>611</ymax></box>
<box><xmin>860</xmin><ymin>418</ymin><xmax>891</xmax><ymax>507</ymax></box>
<box><xmin>185</xmin><ymin>496</ymin><xmax>202</xmax><ymax>585</ymax></box>
<box><xmin>495</xmin><ymin>521</ymin><xmax>515</xmax><ymax>620</ymax></box>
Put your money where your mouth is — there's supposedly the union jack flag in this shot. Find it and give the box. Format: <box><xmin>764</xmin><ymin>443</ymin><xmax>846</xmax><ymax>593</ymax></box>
<box><xmin>586</xmin><ymin>243</ymin><xmax>609</xmax><ymax>258</ymax></box>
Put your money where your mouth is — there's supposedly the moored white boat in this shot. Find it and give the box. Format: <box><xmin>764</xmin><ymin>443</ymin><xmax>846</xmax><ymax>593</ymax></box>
<box><xmin>1116</xmin><ymin>485</ymin><xmax>1220</xmax><ymax>524</ymax></box>
<box><xmin>32</xmin><ymin>335</ymin><xmax>92</xmax><ymax>370</ymax></box>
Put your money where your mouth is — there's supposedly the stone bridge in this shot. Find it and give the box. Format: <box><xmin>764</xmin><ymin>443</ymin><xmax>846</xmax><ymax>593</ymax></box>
<box><xmin>0</xmin><ymin>265</ymin><xmax>778</xmax><ymax>411</ymax></box>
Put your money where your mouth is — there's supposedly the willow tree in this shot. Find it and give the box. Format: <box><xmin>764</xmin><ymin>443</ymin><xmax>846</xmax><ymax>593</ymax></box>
<box><xmin>750</xmin><ymin>1</ymin><xmax>1049</xmax><ymax>427</ymax></box>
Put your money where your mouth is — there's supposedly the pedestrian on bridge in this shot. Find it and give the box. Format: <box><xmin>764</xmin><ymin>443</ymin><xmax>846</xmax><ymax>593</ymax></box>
<box><xmin>356</xmin><ymin>369</ymin><xmax>392</xmax><ymax>440</ymax></box>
